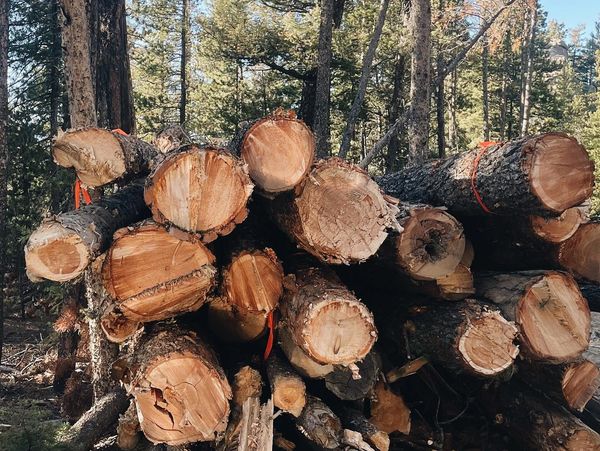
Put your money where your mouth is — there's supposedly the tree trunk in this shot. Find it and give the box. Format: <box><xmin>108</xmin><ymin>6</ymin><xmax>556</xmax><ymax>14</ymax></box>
<box><xmin>436</xmin><ymin>72</ymin><xmax>445</xmax><ymax>158</ymax></box>
<box><xmin>144</xmin><ymin>145</ymin><xmax>254</xmax><ymax>242</ymax></box>
<box><xmin>406</xmin><ymin>299</ymin><xmax>519</xmax><ymax>376</ymax></box>
<box><xmin>386</xmin><ymin>54</ymin><xmax>406</xmax><ymax>173</ymax></box>
<box><xmin>53</xmin><ymin>127</ymin><xmax>159</xmax><ymax>187</ymax></box>
<box><xmin>179</xmin><ymin>0</ymin><xmax>189</xmax><ymax>125</ymax></box>
<box><xmin>25</xmin><ymin>180</ymin><xmax>149</xmax><ymax>282</ymax></box>
<box><xmin>314</xmin><ymin>0</ymin><xmax>334</xmax><ymax>158</ymax></box>
<box><xmin>102</xmin><ymin>221</ymin><xmax>217</xmax><ymax>322</ymax></box>
<box><xmin>338</xmin><ymin>0</ymin><xmax>390</xmax><ymax>159</ymax></box>
<box><xmin>153</xmin><ymin>124</ymin><xmax>190</xmax><ymax>154</ymax></box>
<box><xmin>377</xmin><ymin>133</ymin><xmax>594</xmax><ymax>215</ymax></box>
<box><xmin>49</xmin><ymin>0</ymin><xmax>62</xmax><ymax>137</ymax></box>
<box><xmin>519</xmin><ymin>3</ymin><xmax>537</xmax><ymax>137</ymax></box>
<box><xmin>0</xmin><ymin>0</ymin><xmax>7</xmax><ymax>364</ymax></box>
<box><xmin>408</xmin><ymin>0</ymin><xmax>431</xmax><ymax>163</ymax></box>
<box><xmin>280</xmin><ymin>267</ymin><xmax>377</xmax><ymax>366</ymax></box>
<box><xmin>295</xmin><ymin>396</ymin><xmax>342</xmax><ymax>449</ymax></box>
<box><xmin>482</xmin><ymin>34</ymin><xmax>490</xmax><ymax>141</ymax></box>
<box><xmin>474</xmin><ymin>271</ymin><xmax>590</xmax><ymax>362</ymax></box>
<box><xmin>558</xmin><ymin>220</ymin><xmax>600</xmax><ymax>283</ymax></box>
<box><xmin>266</xmin><ymin>350</ymin><xmax>307</xmax><ymax>417</ymax></box>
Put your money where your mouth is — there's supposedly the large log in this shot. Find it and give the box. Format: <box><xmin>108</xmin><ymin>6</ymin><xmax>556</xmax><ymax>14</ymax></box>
<box><xmin>377</xmin><ymin>133</ymin><xmax>594</xmax><ymax>215</ymax></box>
<box><xmin>25</xmin><ymin>180</ymin><xmax>149</xmax><ymax>282</ymax></box>
<box><xmin>102</xmin><ymin>221</ymin><xmax>217</xmax><ymax>322</ymax></box>
<box><xmin>406</xmin><ymin>299</ymin><xmax>519</xmax><ymax>377</ymax></box>
<box><xmin>144</xmin><ymin>145</ymin><xmax>254</xmax><ymax>242</ymax></box>
<box><xmin>474</xmin><ymin>271</ymin><xmax>590</xmax><ymax>362</ymax></box>
<box><xmin>53</xmin><ymin>128</ymin><xmax>159</xmax><ymax>187</ymax></box>
<box><xmin>271</xmin><ymin>158</ymin><xmax>399</xmax><ymax>264</ymax></box>
<box><xmin>230</xmin><ymin>110</ymin><xmax>315</xmax><ymax>194</ymax></box>
<box><xmin>280</xmin><ymin>267</ymin><xmax>377</xmax><ymax>366</ymax></box>
<box><xmin>122</xmin><ymin>327</ymin><xmax>232</xmax><ymax>445</ymax></box>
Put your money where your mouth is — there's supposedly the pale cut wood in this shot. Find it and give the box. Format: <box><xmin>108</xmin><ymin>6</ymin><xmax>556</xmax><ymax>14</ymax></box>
<box><xmin>144</xmin><ymin>145</ymin><xmax>253</xmax><ymax>242</ymax></box>
<box><xmin>207</xmin><ymin>296</ymin><xmax>267</xmax><ymax>343</ymax></box>
<box><xmin>295</xmin><ymin>396</ymin><xmax>342</xmax><ymax>449</ymax></box>
<box><xmin>280</xmin><ymin>267</ymin><xmax>377</xmax><ymax>366</ymax></box>
<box><xmin>231</xmin><ymin>110</ymin><xmax>315</xmax><ymax>193</ymax></box>
<box><xmin>123</xmin><ymin>328</ymin><xmax>232</xmax><ymax>445</ymax></box>
<box><xmin>53</xmin><ymin>128</ymin><xmax>159</xmax><ymax>187</ymax></box>
<box><xmin>266</xmin><ymin>351</ymin><xmax>307</xmax><ymax>417</ymax></box>
<box><xmin>272</xmin><ymin>158</ymin><xmax>399</xmax><ymax>264</ymax></box>
<box><xmin>560</xmin><ymin>220</ymin><xmax>600</xmax><ymax>283</ymax></box>
<box><xmin>433</xmin><ymin>263</ymin><xmax>475</xmax><ymax>300</ymax></box>
<box><xmin>100</xmin><ymin>307</ymin><xmax>141</xmax><ymax>344</ymax></box>
<box><xmin>278</xmin><ymin>326</ymin><xmax>334</xmax><ymax>379</ymax></box>
<box><xmin>475</xmin><ymin>271</ymin><xmax>590</xmax><ymax>362</ymax></box>
<box><xmin>102</xmin><ymin>221</ymin><xmax>216</xmax><ymax>322</ymax></box>
<box><xmin>530</xmin><ymin>206</ymin><xmax>584</xmax><ymax>243</ymax></box>
<box><xmin>369</xmin><ymin>380</ymin><xmax>411</xmax><ymax>435</ymax></box>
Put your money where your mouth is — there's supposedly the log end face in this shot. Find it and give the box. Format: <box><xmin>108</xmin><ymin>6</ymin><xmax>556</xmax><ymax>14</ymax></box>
<box><xmin>273</xmin><ymin>379</ymin><xmax>307</xmax><ymax>417</ymax></box>
<box><xmin>53</xmin><ymin>128</ymin><xmax>126</xmax><ymax>186</ymax></box>
<box><xmin>562</xmin><ymin>360</ymin><xmax>600</xmax><ymax>412</ymax></box>
<box><xmin>565</xmin><ymin>428</ymin><xmax>600</xmax><ymax>451</ymax></box>
<box><xmin>530</xmin><ymin>207</ymin><xmax>584</xmax><ymax>243</ymax></box>
<box><xmin>458</xmin><ymin>310</ymin><xmax>519</xmax><ymax>377</ymax></box>
<box><xmin>529</xmin><ymin>134</ymin><xmax>595</xmax><ymax>213</ymax></box>
<box><xmin>279</xmin><ymin>327</ymin><xmax>334</xmax><ymax>378</ymax></box>
<box><xmin>560</xmin><ymin>221</ymin><xmax>600</xmax><ymax>283</ymax></box>
<box><xmin>101</xmin><ymin>309</ymin><xmax>141</xmax><ymax>343</ymax></box>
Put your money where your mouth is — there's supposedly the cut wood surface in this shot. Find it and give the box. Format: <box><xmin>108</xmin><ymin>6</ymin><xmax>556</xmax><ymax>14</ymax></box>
<box><xmin>280</xmin><ymin>267</ymin><xmax>377</xmax><ymax>366</ymax></box>
<box><xmin>378</xmin><ymin>133</ymin><xmax>594</xmax><ymax>215</ymax></box>
<box><xmin>369</xmin><ymin>380</ymin><xmax>411</xmax><ymax>435</ymax></box>
<box><xmin>278</xmin><ymin>326</ymin><xmax>334</xmax><ymax>378</ymax></box>
<box><xmin>406</xmin><ymin>299</ymin><xmax>519</xmax><ymax>376</ymax></box>
<box><xmin>230</xmin><ymin>110</ymin><xmax>315</xmax><ymax>193</ymax></box>
<box><xmin>559</xmin><ymin>220</ymin><xmax>600</xmax><ymax>283</ymax></box>
<box><xmin>102</xmin><ymin>221</ymin><xmax>217</xmax><ymax>322</ymax></box>
<box><xmin>272</xmin><ymin>158</ymin><xmax>399</xmax><ymax>264</ymax></box>
<box><xmin>295</xmin><ymin>396</ymin><xmax>342</xmax><ymax>449</ymax></box>
<box><xmin>25</xmin><ymin>180</ymin><xmax>149</xmax><ymax>282</ymax></box>
<box><xmin>431</xmin><ymin>263</ymin><xmax>475</xmax><ymax>300</ymax></box>
<box><xmin>123</xmin><ymin>327</ymin><xmax>232</xmax><ymax>445</ymax></box>
<box><xmin>206</xmin><ymin>296</ymin><xmax>268</xmax><ymax>343</ymax></box>
<box><xmin>530</xmin><ymin>206</ymin><xmax>585</xmax><ymax>243</ymax></box>
<box><xmin>266</xmin><ymin>350</ymin><xmax>306</xmax><ymax>417</ymax></box>
<box><xmin>100</xmin><ymin>307</ymin><xmax>140</xmax><ymax>343</ymax></box>
<box><xmin>53</xmin><ymin>128</ymin><xmax>159</xmax><ymax>187</ymax></box>
<box><xmin>144</xmin><ymin>144</ymin><xmax>253</xmax><ymax>241</ymax></box>
<box><xmin>475</xmin><ymin>271</ymin><xmax>590</xmax><ymax>362</ymax></box>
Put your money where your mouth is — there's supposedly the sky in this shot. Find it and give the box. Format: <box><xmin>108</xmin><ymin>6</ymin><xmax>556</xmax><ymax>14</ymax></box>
<box><xmin>541</xmin><ymin>0</ymin><xmax>600</xmax><ymax>36</ymax></box>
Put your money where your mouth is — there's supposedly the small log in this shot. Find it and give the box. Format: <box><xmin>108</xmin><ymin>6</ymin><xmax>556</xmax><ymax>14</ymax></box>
<box><xmin>530</xmin><ymin>206</ymin><xmax>585</xmax><ymax>243</ymax></box>
<box><xmin>280</xmin><ymin>267</ymin><xmax>377</xmax><ymax>366</ymax></box>
<box><xmin>100</xmin><ymin>307</ymin><xmax>141</xmax><ymax>343</ymax></box>
<box><xmin>518</xmin><ymin>359</ymin><xmax>600</xmax><ymax>412</ymax></box>
<box><xmin>406</xmin><ymin>299</ymin><xmax>519</xmax><ymax>377</ymax></box>
<box><xmin>102</xmin><ymin>221</ymin><xmax>217</xmax><ymax>322</ymax></box>
<box><xmin>231</xmin><ymin>365</ymin><xmax>263</xmax><ymax>406</ymax></box>
<box><xmin>324</xmin><ymin>351</ymin><xmax>380</xmax><ymax>401</ymax></box>
<box><xmin>122</xmin><ymin>327</ymin><xmax>232</xmax><ymax>445</ymax></box>
<box><xmin>266</xmin><ymin>351</ymin><xmax>307</xmax><ymax>417</ymax></box>
<box><xmin>377</xmin><ymin>133</ymin><xmax>594</xmax><ymax>215</ymax></box>
<box><xmin>144</xmin><ymin>145</ymin><xmax>253</xmax><ymax>241</ymax></box>
<box><xmin>117</xmin><ymin>400</ymin><xmax>141</xmax><ymax>450</ymax></box>
<box><xmin>271</xmin><ymin>158</ymin><xmax>399</xmax><ymax>264</ymax></box>
<box><xmin>483</xmin><ymin>380</ymin><xmax>600</xmax><ymax>450</ymax></box>
<box><xmin>25</xmin><ymin>180</ymin><xmax>149</xmax><ymax>282</ymax></box>
<box><xmin>295</xmin><ymin>396</ymin><xmax>342</xmax><ymax>449</ymax></box>
<box><xmin>278</xmin><ymin>326</ymin><xmax>334</xmax><ymax>378</ymax></box>
<box><xmin>206</xmin><ymin>296</ymin><xmax>268</xmax><ymax>343</ymax></box>
<box><xmin>337</xmin><ymin>407</ymin><xmax>390</xmax><ymax>451</ymax></box>
<box><xmin>475</xmin><ymin>271</ymin><xmax>590</xmax><ymax>362</ymax></box>
<box><xmin>369</xmin><ymin>380</ymin><xmax>411</xmax><ymax>435</ymax></box>
<box><xmin>53</xmin><ymin>128</ymin><xmax>159</xmax><ymax>187</ymax></box>
<box><xmin>230</xmin><ymin>110</ymin><xmax>315</xmax><ymax>194</ymax></box>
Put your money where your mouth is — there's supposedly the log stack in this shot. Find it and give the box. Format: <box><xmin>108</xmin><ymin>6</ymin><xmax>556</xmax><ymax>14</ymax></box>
<box><xmin>26</xmin><ymin>119</ymin><xmax>600</xmax><ymax>450</ymax></box>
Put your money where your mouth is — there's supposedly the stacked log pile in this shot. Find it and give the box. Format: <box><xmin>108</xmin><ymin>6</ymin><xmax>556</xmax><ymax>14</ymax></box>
<box><xmin>26</xmin><ymin>111</ymin><xmax>600</xmax><ymax>450</ymax></box>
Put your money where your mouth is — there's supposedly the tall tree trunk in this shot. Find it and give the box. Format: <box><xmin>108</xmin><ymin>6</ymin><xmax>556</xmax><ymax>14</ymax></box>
<box><xmin>338</xmin><ymin>0</ymin><xmax>390</xmax><ymax>159</ymax></box>
<box><xmin>300</xmin><ymin>68</ymin><xmax>317</xmax><ymax>128</ymax></box>
<box><xmin>499</xmin><ymin>34</ymin><xmax>509</xmax><ymax>141</ymax></box>
<box><xmin>408</xmin><ymin>0</ymin><xmax>431</xmax><ymax>163</ymax></box>
<box><xmin>519</xmin><ymin>3</ymin><xmax>537</xmax><ymax>136</ymax></box>
<box><xmin>0</xmin><ymin>0</ymin><xmax>8</xmax><ymax>364</ymax></box>
<box><xmin>448</xmin><ymin>69</ymin><xmax>458</xmax><ymax>150</ymax></box>
<box><xmin>386</xmin><ymin>54</ymin><xmax>406</xmax><ymax>172</ymax></box>
<box><xmin>179</xmin><ymin>0</ymin><xmax>190</xmax><ymax>125</ymax></box>
<box><xmin>49</xmin><ymin>0</ymin><xmax>62</xmax><ymax>137</ymax></box>
<box><xmin>482</xmin><ymin>34</ymin><xmax>490</xmax><ymax>141</ymax></box>
<box><xmin>435</xmin><ymin>0</ymin><xmax>445</xmax><ymax>158</ymax></box>
<box><xmin>314</xmin><ymin>0</ymin><xmax>335</xmax><ymax>158</ymax></box>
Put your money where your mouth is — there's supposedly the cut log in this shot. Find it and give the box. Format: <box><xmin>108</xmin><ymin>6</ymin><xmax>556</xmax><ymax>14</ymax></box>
<box><xmin>295</xmin><ymin>396</ymin><xmax>342</xmax><ymax>449</ymax></box>
<box><xmin>530</xmin><ymin>206</ymin><xmax>585</xmax><ymax>243</ymax></box>
<box><xmin>122</xmin><ymin>327</ymin><xmax>232</xmax><ymax>445</ymax></box>
<box><xmin>369</xmin><ymin>380</ymin><xmax>411</xmax><ymax>435</ymax></box>
<box><xmin>377</xmin><ymin>133</ymin><xmax>594</xmax><ymax>215</ymax></box>
<box><xmin>475</xmin><ymin>271</ymin><xmax>590</xmax><ymax>362</ymax></box>
<box><xmin>53</xmin><ymin>128</ymin><xmax>159</xmax><ymax>187</ymax></box>
<box><xmin>100</xmin><ymin>307</ymin><xmax>141</xmax><ymax>343</ymax></box>
<box><xmin>559</xmin><ymin>220</ymin><xmax>600</xmax><ymax>283</ymax></box>
<box><xmin>206</xmin><ymin>296</ymin><xmax>268</xmax><ymax>343</ymax></box>
<box><xmin>144</xmin><ymin>145</ymin><xmax>253</xmax><ymax>241</ymax></box>
<box><xmin>378</xmin><ymin>203</ymin><xmax>465</xmax><ymax>281</ymax></box>
<box><xmin>482</xmin><ymin>380</ymin><xmax>600</xmax><ymax>450</ymax></box>
<box><xmin>102</xmin><ymin>221</ymin><xmax>217</xmax><ymax>322</ymax></box>
<box><xmin>266</xmin><ymin>351</ymin><xmax>307</xmax><ymax>417</ymax></box>
<box><xmin>117</xmin><ymin>400</ymin><xmax>141</xmax><ymax>450</ymax></box>
<box><xmin>280</xmin><ymin>267</ymin><xmax>377</xmax><ymax>366</ymax></box>
<box><xmin>271</xmin><ymin>158</ymin><xmax>399</xmax><ymax>264</ymax></box>
<box><xmin>337</xmin><ymin>407</ymin><xmax>390</xmax><ymax>451</ymax></box>
<box><xmin>406</xmin><ymin>299</ymin><xmax>519</xmax><ymax>376</ymax></box>
<box><xmin>231</xmin><ymin>365</ymin><xmax>263</xmax><ymax>407</ymax></box>
<box><xmin>230</xmin><ymin>110</ymin><xmax>315</xmax><ymax>193</ymax></box>
<box><xmin>25</xmin><ymin>180</ymin><xmax>149</xmax><ymax>282</ymax></box>
<box><xmin>324</xmin><ymin>351</ymin><xmax>380</xmax><ymax>401</ymax></box>
<box><xmin>278</xmin><ymin>326</ymin><xmax>334</xmax><ymax>378</ymax></box>
<box><xmin>518</xmin><ymin>359</ymin><xmax>600</xmax><ymax>412</ymax></box>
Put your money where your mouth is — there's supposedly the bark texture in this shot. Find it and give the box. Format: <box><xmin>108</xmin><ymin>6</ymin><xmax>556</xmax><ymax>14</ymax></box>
<box><xmin>314</xmin><ymin>0</ymin><xmax>334</xmax><ymax>157</ymax></box>
<box><xmin>0</xmin><ymin>0</ymin><xmax>7</xmax><ymax>364</ymax></box>
<box><xmin>324</xmin><ymin>351</ymin><xmax>380</xmax><ymax>401</ymax></box>
<box><xmin>295</xmin><ymin>396</ymin><xmax>342</xmax><ymax>449</ymax></box>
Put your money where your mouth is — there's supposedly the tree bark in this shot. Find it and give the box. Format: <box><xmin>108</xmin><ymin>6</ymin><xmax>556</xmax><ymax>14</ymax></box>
<box><xmin>482</xmin><ymin>33</ymin><xmax>490</xmax><ymax>141</ymax></box>
<box><xmin>519</xmin><ymin>3</ymin><xmax>537</xmax><ymax>136</ymax></box>
<box><xmin>0</xmin><ymin>0</ymin><xmax>7</xmax><ymax>364</ymax></box>
<box><xmin>337</xmin><ymin>406</ymin><xmax>390</xmax><ymax>451</ymax></box>
<box><xmin>295</xmin><ymin>396</ymin><xmax>342</xmax><ymax>449</ymax></box>
<box><xmin>179</xmin><ymin>0</ymin><xmax>190</xmax><ymax>125</ymax></box>
<box><xmin>324</xmin><ymin>350</ymin><xmax>380</xmax><ymax>401</ymax></box>
<box><xmin>314</xmin><ymin>0</ymin><xmax>334</xmax><ymax>158</ymax></box>
<box><xmin>386</xmin><ymin>54</ymin><xmax>407</xmax><ymax>173</ymax></box>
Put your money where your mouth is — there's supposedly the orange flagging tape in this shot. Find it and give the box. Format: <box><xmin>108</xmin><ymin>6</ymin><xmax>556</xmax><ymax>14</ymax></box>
<box><xmin>112</xmin><ymin>128</ymin><xmax>128</xmax><ymax>136</ymax></box>
<box><xmin>470</xmin><ymin>143</ymin><xmax>499</xmax><ymax>214</ymax></box>
<box><xmin>74</xmin><ymin>179</ymin><xmax>92</xmax><ymax>209</ymax></box>
<box><xmin>264</xmin><ymin>310</ymin><xmax>275</xmax><ymax>361</ymax></box>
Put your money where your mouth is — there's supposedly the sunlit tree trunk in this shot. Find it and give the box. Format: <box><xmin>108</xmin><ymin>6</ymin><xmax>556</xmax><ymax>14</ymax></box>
<box><xmin>314</xmin><ymin>0</ymin><xmax>335</xmax><ymax>157</ymax></box>
<box><xmin>519</xmin><ymin>3</ymin><xmax>537</xmax><ymax>136</ymax></box>
<box><xmin>0</xmin><ymin>0</ymin><xmax>8</xmax><ymax>364</ymax></box>
<box><xmin>179</xmin><ymin>0</ymin><xmax>190</xmax><ymax>125</ymax></box>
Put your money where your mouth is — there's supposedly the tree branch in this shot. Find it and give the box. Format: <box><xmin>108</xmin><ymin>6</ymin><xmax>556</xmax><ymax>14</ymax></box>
<box><xmin>358</xmin><ymin>106</ymin><xmax>410</xmax><ymax>169</ymax></box>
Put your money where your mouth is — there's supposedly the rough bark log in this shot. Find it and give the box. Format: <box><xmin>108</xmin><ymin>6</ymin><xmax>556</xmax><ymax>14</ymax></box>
<box><xmin>324</xmin><ymin>351</ymin><xmax>380</xmax><ymax>401</ymax></box>
<box><xmin>377</xmin><ymin>133</ymin><xmax>595</xmax><ymax>215</ymax></box>
<box><xmin>117</xmin><ymin>400</ymin><xmax>141</xmax><ymax>450</ymax></box>
<box><xmin>53</xmin><ymin>128</ymin><xmax>158</xmax><ymax>187</ymax></box>
<box><xmin>230</xmin><ymin>110</ymin><xmax>315</xmax><ymax>194</ymax></box>
<box><xmin>278</xmin><ymin>326</ymin><xmax>334</xmax><ymax>378</ymax></box>
<box><xmin>280</xmin><ymin>267</ymin><xmax>377</xmax><ymax>366</ymax></box>
<box><xmin>267</xmin><ymin>350</ymin><xmax>307</xmax><ymax>417</ymax></box>
<box><xmin>122</xmin><ymin>327</ymin><xmax>232</xmax><ymax>445</ymax></box>
<box><xmin>102</xmin><ymin>221</ymin><xmax>217</xmax><ymax>322</ymax></box>
<box><xmin>271</xmin><ymin>158</ymin><xmax>399</xmax><ymax>264</ymax></box>
<box><xmin>475</xmin><ymin>271</ymin><xmax>590</xmax><ymax>362</ymax></box>
<box><xmin>25</xmin><ymin>180</ymin><xmax>149</xmax><ymax>282</ymax></box>
<box><xmin>406</xmin><ymin>299</ymin><xmax>519</xmax><ymax>376</ymax></box>
<box><xmin>337</xmin><ymin>406</ymin><xmax>390</xmax><ymax>451</ymax></box>
<box><xmin>369</xmin><ymin>380</ymin><xmax>411</xmax><ymax>435</ymax></box>
<box><xmin>206</xmin><ymin>296</ymin><xmax>268</xmax><ymax>343</ymax></box>
<box><xmin>295</xmin><ymin>396</ymin><xmax>342</xmax><ymax>449</ymax></box>
<box><xmin>144</xmin><ymin>144</ymin><xmax>254</xmax><ymax>242</ymax></box>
